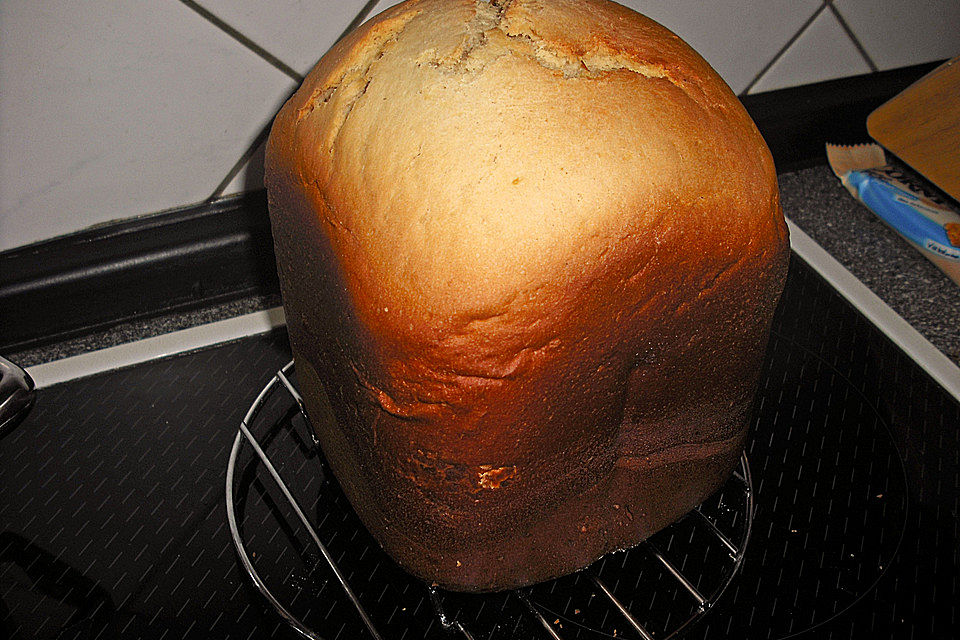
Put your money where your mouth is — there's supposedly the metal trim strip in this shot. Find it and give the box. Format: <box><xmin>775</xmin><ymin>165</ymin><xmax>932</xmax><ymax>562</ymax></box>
<box><xmin>27</xmin><ymin>307</ymin><xmax>286</xmax><ymax>389</ymax></box>
<box><xmin>786</xmin><ymin>218</ymin><xmax>960</xmax><ymax>403</ymax></box>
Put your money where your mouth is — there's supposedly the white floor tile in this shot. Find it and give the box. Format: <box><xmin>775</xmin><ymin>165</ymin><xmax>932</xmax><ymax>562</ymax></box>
<box><xmin>195</xmin><ymin>0</ymin><xmax>369</xmax><ymax>78</ymax></box>
<box><xmin>834</xmin><ymin>0</ymin><xmax>960</xmax><ymax>71</ymax></box>
<box><xmin>749</xmin><ymin>8</ymin><xmax>872</xmax><ymax>93</ymax></box>
<box><xmin>0</xmin><ymin>1</ymin><xmax>297</xmax><ymax>252</ymax></box>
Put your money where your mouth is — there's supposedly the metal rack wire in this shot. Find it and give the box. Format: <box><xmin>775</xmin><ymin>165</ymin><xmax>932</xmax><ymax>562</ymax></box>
<box><xmin>226</xmin><ymin>361</ymin><xmax>754</xmax><ymax>639</ymax></box>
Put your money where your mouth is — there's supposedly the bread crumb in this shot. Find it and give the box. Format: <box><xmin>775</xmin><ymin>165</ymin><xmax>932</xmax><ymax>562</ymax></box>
<box><xmin>478</xmin><ymin>465</ymin><xmax>517</xmax><ymax>489</ymax></box>
<box><xmin>946</xmin><ymin>223</ymin><xmax>960</xmax><ymax>247</ymax></box>
<box><xmin>512</xmin><ymin>177</ymin><xmax>520</xmax><ymax>185</ymax></box>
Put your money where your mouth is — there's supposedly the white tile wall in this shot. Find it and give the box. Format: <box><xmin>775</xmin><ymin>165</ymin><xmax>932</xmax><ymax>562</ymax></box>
<box><xmin>0</xmin><ymin>1</ymin><xmax>296</xmax><ymax>252</ymax></box>
<box><xmin>749</xmin><ymin>7</ymin><xmax>872</xmax><ymax>93</ymax></box>
<box><xmin>1</xmin><ymin>0</ymin><xmax>956</xmax><ymax>253</ymax></box>
<box><xmin>194</xmin><ymin>0</ymin><xmax>368</xmax><ymax>196</ymax></box>
<box><xmin>194</xmin><ymin>0</ymin><xmax>369</xmax><ymax>76</ymax></box>
<box><xmin>621</xmin><ymin>0</ymin><xmax>822</xmax><ymax>94</ymax></box>
<box><xmin>834</xmin><ymin>0</ymin><xmax>960</xmax><ymax>71</ymax></box>
<box><xmin>222</xmin><ymin>139</ymin><xmax>269</xmax><ymax>196</ymax></box>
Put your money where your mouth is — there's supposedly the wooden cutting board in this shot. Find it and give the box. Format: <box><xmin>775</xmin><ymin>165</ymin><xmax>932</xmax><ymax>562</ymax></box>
<box><xmin>867</xmin><ymin>57</ymin><xmax>960</xmax><ymax>202</ymax></box>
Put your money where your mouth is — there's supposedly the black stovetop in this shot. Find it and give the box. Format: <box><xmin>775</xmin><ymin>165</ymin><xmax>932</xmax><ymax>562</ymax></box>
<box><xmin>1</xmin><ymin>255</ymin><xmax>958</xmax><ymax>639</ymax></box>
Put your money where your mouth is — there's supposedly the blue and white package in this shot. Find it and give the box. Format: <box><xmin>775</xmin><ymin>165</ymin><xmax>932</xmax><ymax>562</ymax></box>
<box><xmin>827</xmin><ymin>143</ymin><xmax>960</xmax><ymax>287</ymax></box>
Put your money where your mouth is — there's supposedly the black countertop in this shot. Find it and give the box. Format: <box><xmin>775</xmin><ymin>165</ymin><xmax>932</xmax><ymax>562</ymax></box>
<box><xmin>3</xmin><ymin>252</ymin><xmax>958</xmax><ymax>640</ymax></box>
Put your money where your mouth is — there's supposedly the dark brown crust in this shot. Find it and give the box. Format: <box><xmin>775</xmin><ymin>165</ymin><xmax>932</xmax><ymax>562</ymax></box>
<box><xmin>266</xmin><ymin>0</ymin><xmax>789</xmax><ymax>591</ymax></box>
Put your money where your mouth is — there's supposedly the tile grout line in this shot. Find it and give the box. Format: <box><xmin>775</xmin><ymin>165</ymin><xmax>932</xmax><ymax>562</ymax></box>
<box><xmin>338</xmin><ymin>0</ymin><xmax>386</xmax><ymax>45</ymax></box>
<box><xmin>179</xmin><ymin>0</ymin><xmax>303</xmax><ymax>82</ymax></box>
<box><xmin>825</xmin><ymin>2</ymin><xmax>879</xmax><ymax>73</ymax></box>
<box><xmin>206</xmin><ymin>118</ymin><xmax>281</xmax><ymax>202</ymax></box>
<box><xmin>178</xmin><ymin>0</ymin><xmax>301</xmax><ymax>201</ymax></box>
<box><xmin>740</xmin><ymin>2</ymin><xmax>828</xmax><ymax>96</ymax></box>
<box><xmin>203</xmin><ymin>0</ymin><xmax>384</xmax><ymax>201</ymax></box>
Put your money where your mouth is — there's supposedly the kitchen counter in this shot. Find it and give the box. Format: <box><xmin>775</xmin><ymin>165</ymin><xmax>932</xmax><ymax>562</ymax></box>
<box><xmin>5</xmin><ymin>233</ymin><xmax>958</xmax><ymax>640</ymax></box>
<box><xmin>9</xmin><ymin>164</ymin><xmax>960</xmax><ymax>376</ymax></box>
<box><xmin>782</xmin><ymin>165</ymin><xmax>960</xmax><ymax>368</ymax></box>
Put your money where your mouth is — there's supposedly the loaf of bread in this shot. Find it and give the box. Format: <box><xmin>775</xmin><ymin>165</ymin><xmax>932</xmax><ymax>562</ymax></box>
<box><xmin>266</xmin><ymin>0</ymin><xmax>788</xmax><ymax>591</ymax></box>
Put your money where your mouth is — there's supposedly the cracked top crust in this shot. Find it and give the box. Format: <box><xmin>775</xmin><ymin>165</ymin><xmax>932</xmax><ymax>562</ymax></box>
<box><xmin>267</xmin><ymin>0</ymin><xmax>782</xmax><ymax>329</ymax></box>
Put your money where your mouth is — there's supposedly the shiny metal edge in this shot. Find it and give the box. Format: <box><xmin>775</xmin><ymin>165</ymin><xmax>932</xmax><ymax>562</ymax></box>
<box><xmin>26</xmin><ymin>306</ymin><xmax>287</xmax><ymax>389</ymax></box>
<box><xmin>786</xmin><ymin>218</ymin><xmax>960</xmax><ymax>403</ymax></box>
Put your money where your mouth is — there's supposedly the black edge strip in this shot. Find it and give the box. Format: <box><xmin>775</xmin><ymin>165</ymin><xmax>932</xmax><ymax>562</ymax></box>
<box><xmin>740</xmin><ymin>60</ymin><xmax>942</xmax><ymax>173</ymax></box>
<box><xmin>0</xmin><ymin>61</ymin><xmax>944</xmax><ymax>355</ymax></box>
<box><xmin>0</xmin><ymin>193</ymin><xmax>279</xmax><ymax>354</ymax></box>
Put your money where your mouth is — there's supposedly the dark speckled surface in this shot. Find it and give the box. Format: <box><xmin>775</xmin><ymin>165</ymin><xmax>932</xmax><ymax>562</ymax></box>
<box><xmin>8</xmin><ymin>294</ymin><xmax>281</xmax><ymax>368</ymax></box>
<box><xmin>781</xmin><ymin>166</ymin><xmax>960</xmax><ymax>366</ymax></box>
<box><xmin>7</xmin><ymin>166</ymin><xmax>959</xmax><ymax>372</ymax></box>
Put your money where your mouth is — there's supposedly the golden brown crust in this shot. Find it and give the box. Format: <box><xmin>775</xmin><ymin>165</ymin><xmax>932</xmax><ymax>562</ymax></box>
<box><xmin>266</xmin><ymin>0</ymin><xmax>789</xmax><ymax>591</ymax></box>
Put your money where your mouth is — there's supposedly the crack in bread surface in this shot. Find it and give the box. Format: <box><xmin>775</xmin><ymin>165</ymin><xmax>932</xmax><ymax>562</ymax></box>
<box><xmin>416</xmin><ymin>0</ymin><xmax>684</xmax><ymax>89</ymax></box>
<box><xmin>499</xmin><ymin>27</ymin><xmax>672</xmax><ymax>81</ymax></box>
<box><xmin>295</xmin><ymin>8</ymin><xmax>421</xmax><ymax>151</ymax></box>
<box><xmin>307</xmin><ymin>0</ymin><xmax>705</xmax><ymax>158</ymax></box>
<box><xmin>415</xmin><ymin>0</ymin><xmax>511</xmax><ymax>73</ymax></box>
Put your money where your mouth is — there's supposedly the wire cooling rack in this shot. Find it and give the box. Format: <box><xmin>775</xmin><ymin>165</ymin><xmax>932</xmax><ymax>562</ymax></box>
<box><xmin>226</xmin><ymin>360</ymin><xmax>754</xmax><ymax>639</ymax></box>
